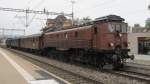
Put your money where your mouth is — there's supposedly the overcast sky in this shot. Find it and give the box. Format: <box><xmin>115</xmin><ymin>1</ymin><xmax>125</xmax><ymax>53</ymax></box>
<box><xmin>0</xmin><ymin>0</ymin><xmax>149</xmax><ymax>35</ymax></box>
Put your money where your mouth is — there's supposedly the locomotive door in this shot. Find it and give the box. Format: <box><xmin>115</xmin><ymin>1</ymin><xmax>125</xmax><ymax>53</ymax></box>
<box><xmin>39</xmin><ymin>35</ymin><xmax>44</xmax><ymax>49</ymax></box>
<box><xmin>92</xmin><ymin>26</ymin><xmax>98</xmax><ymax>48</ymax></box>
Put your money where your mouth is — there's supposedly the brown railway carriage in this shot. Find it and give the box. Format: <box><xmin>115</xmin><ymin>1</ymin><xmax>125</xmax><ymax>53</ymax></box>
<box><xmin>20</xmin><ymin>34</ymin><xmax>43</xmax><ymax>51</ymax></box>
<box><xmin>6</xmin><ymin>38</ymin><xmax>20</xmax><ymax>48</ymax></box>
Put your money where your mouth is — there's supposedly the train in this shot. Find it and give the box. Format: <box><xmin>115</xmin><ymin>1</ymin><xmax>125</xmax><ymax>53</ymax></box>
<box><xmin>6</xmin><ymin>15</ymin><xmax>134</xmax><ymax>69</ymax></box>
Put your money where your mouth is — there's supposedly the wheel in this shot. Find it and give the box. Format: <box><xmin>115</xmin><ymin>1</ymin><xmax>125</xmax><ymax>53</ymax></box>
<box><xmin>98</xmin><ymin>63</ymin><xmax>104</xmax><ymax>71</ymax></box>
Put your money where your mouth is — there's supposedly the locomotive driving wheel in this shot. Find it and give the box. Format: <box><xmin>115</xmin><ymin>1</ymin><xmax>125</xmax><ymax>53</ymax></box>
<box><xmin>98</xmin><ymin>61</ymin><xmax>105</xmax><ymax>70</ymax></box>
<box><xmin>112</xmin><ymin>54</ymin><xmax>125</xmax><ymax>70</ymax></box>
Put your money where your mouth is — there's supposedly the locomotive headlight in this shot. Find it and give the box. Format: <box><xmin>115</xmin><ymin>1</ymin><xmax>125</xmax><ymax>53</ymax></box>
<box><xmin>119</xmin><ymin>33</ymin><xmax>122</xmax><ymax>37</ymax></box>
<box><xmin>110</xmin><ymin>42</ymin><xmax>114</xmax><ymax>47</ymax></box>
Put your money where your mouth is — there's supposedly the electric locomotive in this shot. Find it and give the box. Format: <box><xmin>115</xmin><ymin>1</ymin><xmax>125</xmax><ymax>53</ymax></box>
<box><xmin>6</xmin><ymin>15</ymin><xmax>134</xmax><ymax>69</ymax></box>
<box><xmin>43</xmin><ymin>15</ymin><xmax>134</xmax><ymax>69</ymax></box>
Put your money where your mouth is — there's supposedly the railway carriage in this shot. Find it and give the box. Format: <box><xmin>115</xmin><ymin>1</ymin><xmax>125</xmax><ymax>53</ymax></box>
<box><xmin>6</xmin><ymin>38</ymin><xmax>11</xmax><ymax>47</ymax></box>
<box><xmin>6</xmin><ymin>38</ymin><xmax>20</xmax><ymax>48</ymax></box>
<box><xmin>19</xmin><ymin>34</ymin><xmax>43</xmax><ymax>52</ymax></box>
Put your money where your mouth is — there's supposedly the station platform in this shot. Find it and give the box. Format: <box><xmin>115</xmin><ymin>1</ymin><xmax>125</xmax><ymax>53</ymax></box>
<box><xmin>128</xmin><ymin>54</ymin><xmax>150</xmax><ymax>65</ymax></box>
<box><xmin>134</xmin><ymin>54</ymin><xmax>150</xmax><ymax>61</ymax></box>
<box><xmin>0</xmin><ymin>48</ymin><xmax>69</xmax><ymax>84</ymax></box>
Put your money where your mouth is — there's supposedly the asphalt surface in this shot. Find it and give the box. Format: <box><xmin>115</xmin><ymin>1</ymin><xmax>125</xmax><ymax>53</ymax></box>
<box><xmin>0</xmin><ymin>48</ymin><xmax>68</xmax><ymax>84</ymax></box>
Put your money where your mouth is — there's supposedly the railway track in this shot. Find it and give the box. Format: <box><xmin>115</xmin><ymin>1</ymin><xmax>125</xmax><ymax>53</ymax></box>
<box><xmin>6</xmin><ymin>48</ymin><xmax>102</xmax><ymax>84</ymax></box>
<box><xmin>109</xmin><ymin>70</ymin><xmax>150</xmax><ymax>82</ymax></box>
<box><xmin>126</xmin><ymin>62</ymin><xmax>150</xmax><ymax>70</ymax></box>
<box><xmin>104</xmin><ymin>64</ymin><xmax>150</xmax><ymax>83</ymax></box>
<box><xmin>24</xmin><ymin>55</ymin><xmax>103</xmax><ymax>84</ymax></box>
<box><xmin>4</xmin><ymin>48</ymin><xmax>149</xmax><ymax>84</ymax></box>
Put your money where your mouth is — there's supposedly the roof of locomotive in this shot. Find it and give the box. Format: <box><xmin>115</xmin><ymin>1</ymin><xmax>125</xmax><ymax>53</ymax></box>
<box><xmin>6</xmin><ymin>34</ymin><xmax>42</xmax><ymax>41</ymax></box>
<box><xmin>44</xmin><ymin>25</ymin><xmax>92</xmax><ymax>35</ymax></box>
<box><xmin>94</xmin><ymin>15</ymin><xmax>124</xmax><ymax>22</ymax></box>
<box><xmin>6</xmin><ymin>37</ymin><xmax>21</xmax><ymax>40</ymax></box>
<box><xmin>20</xmin><ymin>33</ymin><xmax>42</xmax><ymax>38</ymax></box>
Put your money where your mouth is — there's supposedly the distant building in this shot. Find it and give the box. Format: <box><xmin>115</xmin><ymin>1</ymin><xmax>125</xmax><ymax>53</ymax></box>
<box><xmin>132</xmin><ymin>27</ymin><xmax>150</xmax><ymax>33</ymax></box>
<box><xmin>41</xmin><ymin>15</ymin><xmax>72</xmax><ymax>32</ymax></box>
<box><xmin>128</xmin><ymin>27</ymin><xmax>150</xmax><ymax>55</ymax></box>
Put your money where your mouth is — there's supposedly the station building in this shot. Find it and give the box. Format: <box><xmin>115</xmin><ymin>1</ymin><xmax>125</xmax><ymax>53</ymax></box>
<box><xmin>128</xmin><ymin>27</ymin><xmax>150</xmax><ymax>55</ymax></box>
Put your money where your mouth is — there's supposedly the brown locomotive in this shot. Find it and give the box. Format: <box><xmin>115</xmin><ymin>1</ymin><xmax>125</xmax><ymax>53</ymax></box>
<box><xmin>6</xmin><ymin>15</ymin><xmax>134</xmax><ymax>69</ymax></box>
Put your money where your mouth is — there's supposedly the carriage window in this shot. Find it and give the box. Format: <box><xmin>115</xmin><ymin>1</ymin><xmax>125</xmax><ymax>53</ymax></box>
<box><xmin>108</xmin><ymin>24</ymin><xmax>115</xmax><ymax>32</ymax></box>
<box><xmin>115</xmin><ymin>24</ymin><xmax>121</xmax><ymax>32</ymax></box>
<box><xmin>122</xmin><ymin>24</ymin><xmax>127</xmax><ymax>33</ymax></box>
<box><xmin>94</xmin><ymin>26</ymin><xmax>97</xmax><ymax>34</ymax></box>
<box><xmin>75</xmin><ymin>31</ymin><xmax>78</xmax><ymax>38</ymax></box>
<box><xmin>33</xmin><ymin>38</ymin><xmax>36</xmax><ymax>42</ymax></box>
<box><xmin>56</xmin><ymin>34</ymin><xmax>59</xmax><ymax>38</ymax></box>
<box><xmin>64</xmin><ymin>33</ymin><xmax>68</xmax><ymax>39</ymax></box>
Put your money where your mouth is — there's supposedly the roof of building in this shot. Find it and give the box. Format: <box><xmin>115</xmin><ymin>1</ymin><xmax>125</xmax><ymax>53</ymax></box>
<box><xmin>132</xmin><ymin>27</ymin><xmax>150</xmax><ymax>33</ymax></box>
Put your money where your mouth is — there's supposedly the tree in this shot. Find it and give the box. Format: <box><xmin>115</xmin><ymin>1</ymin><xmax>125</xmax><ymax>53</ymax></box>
<box><xmin>134</xmin><ymin>24</ymin><xmax>141</xmax><ymax>28</ymax></box>
<box><xmin>73</xmin><ymin>18</ymin><xmax>80</xmax><ymax>26</ymax></box>
<box><xmin>73</xmin><ymin>17</ymin><xmax>92</xmax><ymax>26</ymax></box>
<box><xmin>81</xmin><ymin>17</ymin><xmax>92</xmax><ymax>25</ymax></box>
<box><xmin>145</xmin><ymin>18</ymin><xmax>150</xmax><ymax>30</ymax></box>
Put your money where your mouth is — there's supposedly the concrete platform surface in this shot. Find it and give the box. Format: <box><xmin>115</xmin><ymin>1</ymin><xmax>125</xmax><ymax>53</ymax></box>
<box><xmin>0</xmin><ymin>50</ymin><xmax>28</xmax><ymax>84</ymax></box>
<box><xmin>0</xmin><ymin>48</ymin><xmax>70</xmax><ymax>84</ymax></box>
<box><xmin>134</xmin><ymin>54</ymin><xmax>150</xmax><ymax>61</ymax></box>
<box><xmin>128</xmin><ymin>54</ymin><xmax>150</xmax><ymax>65</ymax></box>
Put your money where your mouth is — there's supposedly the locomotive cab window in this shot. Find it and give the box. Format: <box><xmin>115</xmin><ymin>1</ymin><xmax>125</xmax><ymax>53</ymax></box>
<box><xmin>115</xmin><ymin>24</ymin><xmax>121</xmax><ymax>32</ymax></box>
<box><xmin>64</xmin><ymin>32</ymin><xmax>68</xmax><ymax>39</ymax></box>
<box><xmin>94</xmin><ymin>26</ymin><xmax>97</xmax><ymax>34</ymax></box>
<box><xmin>122</xmin><ymin>24</ymin><xmax>127</xmax><ymax>33</ymax></box>
<box><xmin>75</xmin><ymin>31</ymin><xmax>79</xmax><ymax>38</ymax></box>
<box><xmin>108</xmin><ymin>23</ymin><xmax>115</xmax><ymax>32</ymax></box>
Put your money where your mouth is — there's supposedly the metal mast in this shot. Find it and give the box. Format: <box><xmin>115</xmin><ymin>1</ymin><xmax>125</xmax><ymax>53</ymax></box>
<box><xmin>0</xmin><ymin>7</ymin><xmax>73</xmax><ymax>35</ymax></box>
<box><xmin>71</xmin><ymin>0</ymin><xmax>76</xmax><ymax>26</ymax></box>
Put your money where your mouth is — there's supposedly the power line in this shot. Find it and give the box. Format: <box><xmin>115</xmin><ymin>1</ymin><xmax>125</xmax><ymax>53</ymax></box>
<box><xmin>77</xmin><ymin>0</ymin><xmax>118</xmax><ymax>13</ymax></box>
<box><xmin>0</xmin><ymin>6</ymin><xmax>72</xmax><ymax>35</ymax></box>
<box><xmin>32</xmin><ymin>0</ymin><xmax>46</xmax><ymax>9</ymax></box>
<box><xmin>0</xmin><ymin>7</ymin><xmax>72</xmax><ymax>27</ymax></box>
<box><xmin>26</xmin><ymin>0</ymin><xmax>34</xmax><ymax>5</ymax></box>
<box><xmin>0</xmin><ymin>28</ymin><xmax>25</xmax><ymax>38</ymax></box>
<box><xmin>14</xmin><ymin>0</ymin><xmax>46</xmax><ymax>30</ymax></box>
<box><xmin>28</xmin><ymin>0</ymin><xmax>46</xmax><ymax>26</ymax></box>
<box><xmin>0</xmin><ymin>7</ymin><xmax>72</xmax><ymax>16</ymax></box>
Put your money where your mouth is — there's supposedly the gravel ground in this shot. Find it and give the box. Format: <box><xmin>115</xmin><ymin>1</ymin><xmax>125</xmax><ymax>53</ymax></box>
<box><xmin>8</xmin><ymin>48</ymin><xmax>149</xmax><ymax>84</ymax></box>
